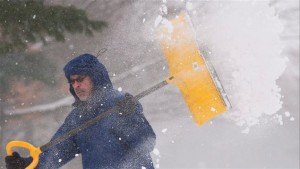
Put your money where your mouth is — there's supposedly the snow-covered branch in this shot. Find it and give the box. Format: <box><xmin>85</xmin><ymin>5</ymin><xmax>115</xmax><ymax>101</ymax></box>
<box><xmin>4</xmin><ymin>96</ymin><xmax>74</xmax><ymax>115</ymax></box>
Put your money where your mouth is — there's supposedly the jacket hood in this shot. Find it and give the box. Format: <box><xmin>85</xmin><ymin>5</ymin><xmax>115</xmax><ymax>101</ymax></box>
<box><xmin>63</xmin><ymin>53</ymin><xmax>113</xmax><ymax>103</ymax></box>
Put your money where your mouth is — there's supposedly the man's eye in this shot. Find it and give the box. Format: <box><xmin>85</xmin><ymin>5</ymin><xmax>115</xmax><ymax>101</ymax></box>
<box><xmin>77</xmin><ymin>78</ymin><xmax>83</xmax><ymax>82</ymax></box>
<box><xmin>78</xmin><ymin>76</ymin><xmax>86</xmax><ymax>82</ymax></box>
<box><xmin>70</xmin><ymin>80</ymin><xmax>75</xmax><ymax>84</ymax></box>
<box><xmin>70</xmin><ymin>75</ymin><xmax>86</xmax><ymax>84</ymax></box>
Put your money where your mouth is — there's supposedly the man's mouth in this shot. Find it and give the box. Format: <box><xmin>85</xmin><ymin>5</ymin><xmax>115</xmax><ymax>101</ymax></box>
<box><xmin>75</xmin><ymin>90</ymin><xmax>85</xmax><ymax>96</ymax></box>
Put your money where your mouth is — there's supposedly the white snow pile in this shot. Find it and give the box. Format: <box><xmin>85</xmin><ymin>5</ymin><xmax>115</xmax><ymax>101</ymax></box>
<box><xmin>190</xmin><ymin>1</ymin><xmax>287</xmax><ymax>129</ymax></box>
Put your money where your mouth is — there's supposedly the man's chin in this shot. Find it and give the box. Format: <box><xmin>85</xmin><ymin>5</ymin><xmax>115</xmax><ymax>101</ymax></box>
<box><xmin>77</xmin><ymin>94</ymin><xmax>88</xmax><ymax>101</ymax></box>
<box><xmin>79</xmin><ymin>97</ymin><xmax>88</xmax><ymax>101</ymax></box>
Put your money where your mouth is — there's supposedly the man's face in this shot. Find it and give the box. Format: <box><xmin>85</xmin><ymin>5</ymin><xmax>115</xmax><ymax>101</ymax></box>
<box><xmin>70</xmin><ymin>74</ymin><xmax>94</xmax><ymax>101</ymax></box>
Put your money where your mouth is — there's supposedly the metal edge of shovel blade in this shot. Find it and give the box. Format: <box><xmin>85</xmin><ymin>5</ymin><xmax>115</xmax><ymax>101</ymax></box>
<box><xmin>184</xmin><ymin>12</ymin><xmax>232</xmax><ymax>110</ymax></box>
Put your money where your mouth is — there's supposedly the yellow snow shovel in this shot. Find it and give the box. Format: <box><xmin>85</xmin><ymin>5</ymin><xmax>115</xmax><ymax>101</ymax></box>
<box><xmin>159</xmin><ymin>13</ymin><xmax>231</xmax><ymax>125</ymax></box>
<box><xmin>6</xmin><ymin>13</ymin><xmax>230</xmax><ymax>169</ymax></box>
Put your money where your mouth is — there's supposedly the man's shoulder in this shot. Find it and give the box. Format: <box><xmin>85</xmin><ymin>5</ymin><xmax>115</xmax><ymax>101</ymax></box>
<box><xmin>107</xmin><ymin>89</ymin><xmax>127</xmax><ymax>102</ymax></box>
<box><xmin>64</xmin><ymin>107</ymin><xmax>80</xmax><ymax>122</ymax></box>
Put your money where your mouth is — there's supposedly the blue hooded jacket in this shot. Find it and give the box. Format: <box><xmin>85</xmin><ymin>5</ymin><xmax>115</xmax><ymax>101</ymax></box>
<box><xmin>35</xmin><ymin>54</ymin><xmax>156</xmax><ymax>169</ymax></box>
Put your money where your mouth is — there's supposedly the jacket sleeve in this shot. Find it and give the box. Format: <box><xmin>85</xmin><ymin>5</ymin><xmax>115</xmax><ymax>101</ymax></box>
<box><xmin>112</xmin><ymin>101</ymin><xmax>156</xmax><ymax>155</ymax></box>
<box><xmin>35</xmin><ymin>113</ymin><xmax>80</xmax><ymax>168</ymax></box>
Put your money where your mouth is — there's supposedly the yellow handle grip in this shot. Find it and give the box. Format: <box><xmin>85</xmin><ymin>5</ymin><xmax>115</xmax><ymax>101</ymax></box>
<box><xmin>6</xmin><ymin>141</ymin><xmax>42</xmax><ymax>169</ymax></box>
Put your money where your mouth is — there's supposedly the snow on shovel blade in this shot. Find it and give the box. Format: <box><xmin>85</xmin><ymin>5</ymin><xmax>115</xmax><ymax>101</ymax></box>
<box><xmin>159</xmin><ymin>13</ymin><xmax>231</xmax><ymax>125</ymax></box>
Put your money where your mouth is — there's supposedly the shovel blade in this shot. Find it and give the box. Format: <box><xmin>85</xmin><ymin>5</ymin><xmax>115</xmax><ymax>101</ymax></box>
<box><xmin>159</xmin><ymin>14</ymin><xmax>230</xmax><ymax>125</ymax></box>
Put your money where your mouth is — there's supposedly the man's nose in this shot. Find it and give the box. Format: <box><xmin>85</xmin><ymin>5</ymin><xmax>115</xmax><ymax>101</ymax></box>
<box><xmin>73</xmin><ymin>81</ymin><xmax>81</xmax><ymax>88</ymax></box>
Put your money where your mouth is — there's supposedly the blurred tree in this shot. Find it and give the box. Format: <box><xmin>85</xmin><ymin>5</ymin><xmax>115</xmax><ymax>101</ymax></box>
<box><xmin>0</xmin><ymin>0</ymin><xmax>107</xmax><ymax>54</ymax></box>
<box><xmin>0</xmin><ymin>0</ymin><xmax>107</xmax><ymax>99</ymax></box>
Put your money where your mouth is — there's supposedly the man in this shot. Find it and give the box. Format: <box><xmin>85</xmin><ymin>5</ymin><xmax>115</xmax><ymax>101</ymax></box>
<box><xmin>5</xmin><ymin>53</ymin><xmax>156</xmax><ymax>169</ymax></box>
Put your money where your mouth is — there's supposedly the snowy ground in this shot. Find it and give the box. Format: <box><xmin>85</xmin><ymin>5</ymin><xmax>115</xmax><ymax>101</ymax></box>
<box><xmin>1</xmin><ymin>0</ymin><xmax>299</xmax><ymax>168</ymax></box>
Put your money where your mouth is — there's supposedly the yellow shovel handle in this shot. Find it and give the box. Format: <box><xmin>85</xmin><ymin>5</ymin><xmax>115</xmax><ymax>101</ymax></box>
<box><xmin>6</xmin><ymin>141</ymin><xmax>42</xmax><ymax>169</ymax></box>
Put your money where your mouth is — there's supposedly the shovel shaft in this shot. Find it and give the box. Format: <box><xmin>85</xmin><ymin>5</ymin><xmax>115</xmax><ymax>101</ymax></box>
<box><xmin>134</xmin><ymin>78</ymin><xmax>172</xmax><ymax>100</ymax></box>
<box><xmin>6</xmin><ymin>77</ymin><xmax>172</xmax><ymax>168</ymax></box>
<box><xmin>41</xmin><ymin>77</ymin><xmax>172</xmax><ymax>151</ymax></box>
<box><xmin>40</xmin><ymin>106</ymin><xmax>118</xmax><ymax>151</ymax></box>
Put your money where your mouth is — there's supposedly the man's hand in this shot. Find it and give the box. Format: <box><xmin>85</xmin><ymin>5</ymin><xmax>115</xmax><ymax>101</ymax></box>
<box><xmin>117</xmin><ymin>93</ymin><xmax>137</xmax><ymax>115</ymax></box>
<box><xmin>5</xmin><ymin>152</ymin><xmax>28</xmax><ymax>169</ymax></box>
